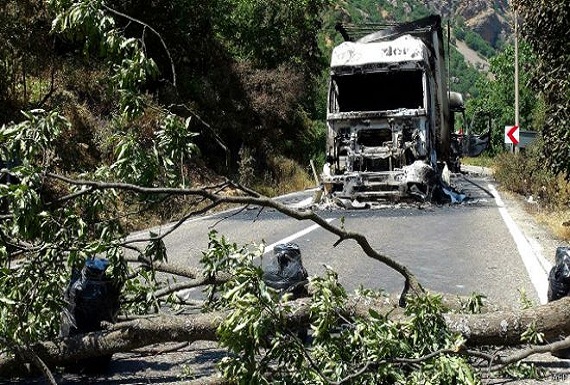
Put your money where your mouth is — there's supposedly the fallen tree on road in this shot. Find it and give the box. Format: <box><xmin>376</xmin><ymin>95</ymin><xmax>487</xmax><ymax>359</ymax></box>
<box><xmin>3</xmin><ymin>293</ymin><xmax>570</xmax><ymax>378</ymax></box>
<box><xmin>4</xmin><ymin>0</ymin><xmax>570</xmax><ymax>382</ymax></box>
<box><xmin>2</xmin><ymin>171</ymin><xmax>570</xmax><ymax>383</ymax></box>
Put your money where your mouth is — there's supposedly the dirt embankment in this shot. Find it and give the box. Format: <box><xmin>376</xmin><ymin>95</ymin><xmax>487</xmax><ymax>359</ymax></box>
<box><xmin>454</xmin><ymin>38</ymin><xmax>490</xmax><ymax>72</ymax></box>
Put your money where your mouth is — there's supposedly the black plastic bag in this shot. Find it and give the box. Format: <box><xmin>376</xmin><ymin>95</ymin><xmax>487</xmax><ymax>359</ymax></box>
<box><xmin>60</xmin><ymin>258</ymin><xmax>121</xmax><ymax>371</ymax></box>
<box><xmin>547</xmin><ymin>247</ymin><xmax>570</xmax><ymax>302</ymax></box>
<box><xmin>262</xmin><ymin>243</ymin><xmax>308</xmax><ymax>298</ymax></box>
<box><xmin>262</xmin><ymin>243</ymin><xmax>309</xmax><ymax>342</ymax></box>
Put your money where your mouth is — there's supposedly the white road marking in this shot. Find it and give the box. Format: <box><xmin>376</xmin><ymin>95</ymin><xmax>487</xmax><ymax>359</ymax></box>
<box><xmin>275</xmin><ymin>188</ymin><xmax>319</xmax><ymax>200</ymax></box>
<box><xmin>129</xmin><ymin>191</ymin><xmax>319</xmax><ymax>239</ymax></box>
<box><xmin>263</xmin><ymin>218</ymin><xmax>336</xmax><ymax>254</ymax></box>
<box><xmin>175</xmin><ymin>218</ymin><xmax>335</xmax><ymax>300</ymax></box>
<box><xmin>489</xmin><ymin>184</ymin><xmax>552</xmax><ymax>304</ymax></box>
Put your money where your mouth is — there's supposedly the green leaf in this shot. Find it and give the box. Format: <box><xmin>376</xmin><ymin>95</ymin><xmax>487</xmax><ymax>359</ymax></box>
<box><xmin>368</xmin><ymin>308</ymin><xmax>380</xmax><ymax>320</ymax></box>
<box><xmin>0</xmin><ymin>297</ymin><xmax>16</xmax><ymax>305</ymax></box>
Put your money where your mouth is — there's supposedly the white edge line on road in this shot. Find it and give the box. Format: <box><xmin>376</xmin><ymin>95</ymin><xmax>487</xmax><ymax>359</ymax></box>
<box><xmin>489</xmin><ymin>184</ymin><xmax>552</xmax><ymax>304</ymax></box>
<box><xmin>129</xmin><ymin>190</ymin><xmax>319</xmax><ymax>239</ymax></box>
<box><xmin>263</xmin><ymin>218</ymin><xmax>336</xmax><ymax>255</ymax></box>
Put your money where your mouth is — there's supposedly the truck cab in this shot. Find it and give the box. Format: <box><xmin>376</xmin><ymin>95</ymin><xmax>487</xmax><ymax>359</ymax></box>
<box><xmin>322</xmin><ymin>15</ymin><xmax>478</xmax><ymax>203</ymax></box>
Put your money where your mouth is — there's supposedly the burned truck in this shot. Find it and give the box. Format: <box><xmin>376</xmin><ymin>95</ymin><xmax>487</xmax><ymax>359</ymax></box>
<box><xmin>322</xmin><ymin>15</ymin><xmax>489</xmax><ymax>204</ymax></box>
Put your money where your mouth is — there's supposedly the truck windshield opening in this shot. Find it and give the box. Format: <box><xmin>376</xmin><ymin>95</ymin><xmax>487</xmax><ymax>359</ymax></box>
<box><xmin>331</xmin><ymin>70</ymin><xmax>424</xmax><ymax>113</ymax></box>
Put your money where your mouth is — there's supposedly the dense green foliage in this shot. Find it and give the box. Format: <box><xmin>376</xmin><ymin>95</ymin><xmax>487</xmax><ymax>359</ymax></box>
<box><xmin>0</xmin><ymin>0</ymin><xmax>506</xmax><ymax>350</ymax></box>
<box><xmin>0</xmin><ymin>3</ymin><xmax>567</xmax><ymax>385</ymax></box>
<box><xmin>0</xmin><ymin>1</ymin><xmax>54</xmax><ymax>122</ymax></box>
<box><xmin>1</xmin><ymin>0</ymin><xmax>331</xmax><ymax>182</ymax></box>
<box><xmin>0</xmin><ymin>0</ymin><xmax>502</xmax><ymax>178</ymax></box>
<box><xmin>489</xmin><ymin>1</ymin><xmax>570</xmax><ymax>221</ymax></box>
<box><xmin>465</xmin><ymin>42</ymin><xmax>540</xmax><ymax>151</ymax></box>
<box><xmin>0</xmin><ymin>0</ymin><xmax>331</xmax><ymax>353</ymax></box>
<box><xmin>514</xmin><ymin>1</ymin><xmax>570</xmax><ymax>175</ymax></box>
<box><xmin>453</xmin><ymin>19</ymin><xmax>496</xmax><ymax>58</ymax></box>
<box><xmin>333</xmin><ymin>0</ymin><xmax>431</xmax><ymax>25</ymax></box>
<box><xmin>448</xmin><ymin>45</ymin><xmax>485</xmax><ymax>99</ymax></box>
<box><xmin>2</xmin><ymin>1</ymin><xmax>568</xmax><ymax>382</ymax></box>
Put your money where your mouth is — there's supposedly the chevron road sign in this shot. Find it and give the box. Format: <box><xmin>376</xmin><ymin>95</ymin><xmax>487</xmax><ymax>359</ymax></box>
<box><xmin>505</xmin><ymin>125</ymin><xmax>519</xmax><ymax>145</ymax></box>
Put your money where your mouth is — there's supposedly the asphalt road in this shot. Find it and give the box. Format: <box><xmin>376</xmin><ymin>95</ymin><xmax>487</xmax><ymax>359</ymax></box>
<box><xmin>131</xmin><ymin>169</ymin><xmax>548</xmax><ymax>308</ymax></box>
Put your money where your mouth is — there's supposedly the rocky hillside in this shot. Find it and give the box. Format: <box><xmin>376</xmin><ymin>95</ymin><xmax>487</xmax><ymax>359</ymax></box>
<box><xmin>335</xmin><ymin>0</ymin><xmax>512</xmax><ymax>48</ymax></box>
<box><xmin>419</xmin><ymin>0</ymin><xmax>512</xmax><ymax>47</ymax></box>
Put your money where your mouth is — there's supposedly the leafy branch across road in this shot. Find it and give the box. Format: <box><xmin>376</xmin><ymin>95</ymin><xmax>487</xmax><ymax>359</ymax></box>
<box><xmin>3</xmin><ymin>158</ymin><xmax>570</xmax><ymax>383</ymax></box>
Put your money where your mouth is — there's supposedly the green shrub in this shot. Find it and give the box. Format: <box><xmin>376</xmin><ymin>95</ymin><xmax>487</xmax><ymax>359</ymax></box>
<box><xmin>463</xmin><ymin>30</ymin><xmax>495</xmax><ymax>57</ymax></box>
<box><xmin>493</xmin><ymin>145</ymin><xmax>570</xmax><ymax>211</ymax></box>
<box><xmin>493</xmin><ymin>152</ymin><xmax>531</xmax><ymax>196</ymax></box>
<box><xmin>255</xmin><ymin>155</ymin><xmax>314</xmax><ymax>197</ymax></box>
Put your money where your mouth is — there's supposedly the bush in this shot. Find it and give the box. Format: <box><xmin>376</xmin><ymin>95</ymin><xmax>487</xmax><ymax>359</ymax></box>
<box><xmin>454</xmin><ymin>27</ymin><xmax>466</xmax><ymax>41</ymax></box>
<box><xmin>494</xmin><ymin>144</ymin><xmax>570</xmax><ymax>211</ymax></box>
<box><xmin>255</xmin><ymin>155</ymin><xmax>314</xmax><ymax>197</ymax></box>
<box><xmin>493</xmin><ymin>151</ymin><xmax>532</xmax><ymax>196</ymax></box>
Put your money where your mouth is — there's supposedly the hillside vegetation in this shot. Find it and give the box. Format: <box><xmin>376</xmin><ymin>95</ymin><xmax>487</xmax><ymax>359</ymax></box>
<box><xmin>2</xmin><ymin>0</ymin><xmax>567</xmax><ymax>228</ymax></box>
<box><xmin>1</xmin><ymin>0</ymin><xmax>328</xmax><ymax>193</ymax></box>
<box><xmin>1</xmin><ymin>1</ymin><xmax>568</xmax><ymax>211</ymax></box>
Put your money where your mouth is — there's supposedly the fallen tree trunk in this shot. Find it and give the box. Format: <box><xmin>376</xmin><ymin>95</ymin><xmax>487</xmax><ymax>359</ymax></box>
<box><xmin>445</xmin><ymin>295</ymin><xmax>570</xmax><ymax>345</ymax></box>
<box><xmin>3</xmin><ymin>173</ymin><xmax>566</xmax><ymax>383</ymax></box>
<box><xmin>0</xmin><ymin>312</ymin><xmax>225</xmax><ymax>377</ymax></box>
<box><xmin>3</xmin><ymin>296</ymin><xmax>570</xmax><ymax>377</ymax></box>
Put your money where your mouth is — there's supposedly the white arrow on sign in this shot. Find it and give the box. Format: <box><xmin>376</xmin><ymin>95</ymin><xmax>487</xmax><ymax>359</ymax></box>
<box><xmin>505</xmin><ymin>125</ymin><xmax>519</xmax><ymax>145</ymax></box>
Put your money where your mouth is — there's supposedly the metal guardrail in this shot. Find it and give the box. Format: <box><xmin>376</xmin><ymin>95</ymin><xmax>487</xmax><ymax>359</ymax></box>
<box><xmin>519</xmin><ymin>130</ymin><xmax>537</xmax><ymax>148</ymax></box>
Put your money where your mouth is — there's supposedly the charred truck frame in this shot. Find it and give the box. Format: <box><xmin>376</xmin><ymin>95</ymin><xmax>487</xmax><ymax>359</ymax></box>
<box><xmin>322</xmin><ymin>15</ymin><xmax>488</xmax><ymax>203</ymax></box>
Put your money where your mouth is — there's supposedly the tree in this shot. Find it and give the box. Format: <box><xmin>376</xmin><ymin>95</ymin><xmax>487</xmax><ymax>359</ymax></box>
<box><xmin>465</xmin><ymin>42</ymin><xmax>538</xmax><ymax>151</ymax></box>
<box><xmin>211</xmin><ymin>0</ymin><xmax>332</xmax><ymax>164</ymax></box>
<box><xmin>0</xmin><ymin>0</ymin><xmax>55</xmax><ymax>121</ymax></box>
<box><xmin>2</xmin><ymin>2</ymin><xmax>570</xmax><ymax>384</ymax></box>
<box><xmin>513</xmin><ymin>1</ymin><xmax>570</xmax><ymax>175</ymax></box>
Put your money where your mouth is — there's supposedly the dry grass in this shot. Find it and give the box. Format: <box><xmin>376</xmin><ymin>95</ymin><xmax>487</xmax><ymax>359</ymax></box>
<box><xmin>254</xmin><ymin>155</ymin><xmax>315</xmax><ymax>197</ymax></box>
<box><xmin>536</xmin><ymin>210</ymin><xmax>570</xmax><ymax>241</ymax></box>
<box><xmin>462</xmin><ymin>155</ymin><xmax>495</xmax><ymax>169</ymax></box>
<box><xmin>122</xmin><ymin>156</ymin><xmax>314</xmax><ymax>232</ymax></box>
<box><xmin>493</xmin><ymin>151</ymin><xmax>570</xmax><ymax>242</ymax></box>
<box><xmin>108</xmin><ymin>161</ymin><xmax>242</xmax><ymax>233</ymax></box>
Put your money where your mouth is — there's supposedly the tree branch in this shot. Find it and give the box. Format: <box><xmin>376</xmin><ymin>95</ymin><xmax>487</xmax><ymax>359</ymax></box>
<box><xmin>101</xmin><ymin>4</ymin><xmax>177</xmax><ymax>87</ymax></box>
<box><xmin>44</xmin><ymin>172</ymin><xmax>422</xmax><ymax>302</ymax></box>
<box><xmin>120</xmin><ymin>200</ymin><xmax>221</xmax><ymax>248</ymax></box>
<box><xmin>0</xmin><ymin>312</ymin><xmax>225</xmax><ymax>377</ymax></box>
<box><xmin>493</xmin><ymin>335</ymin><xmax>570</xmax><ymax>369</ymax></box>
<box><xmin>0</xmin><ymin>337</ymin><xmax>57</xmax><ymax>385</ymax></box>
<box><xmin>331</xmin><ymin>346</ymin><xmax>495</xmax><ymax>385</ymax></box>
<box><xmin>46</xmin><ymin>187</ymin><xmax>94</xmax><ymax>207</ymax></box>
<box><xmin>153</xmin><ymin>275</ymin><xmax>228</xmax><ymax>299</ymax></box>
<box><xmin>124</xmin><ymin>256</ymin><xmax>202</xmax><ymax>279</ymax></box>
